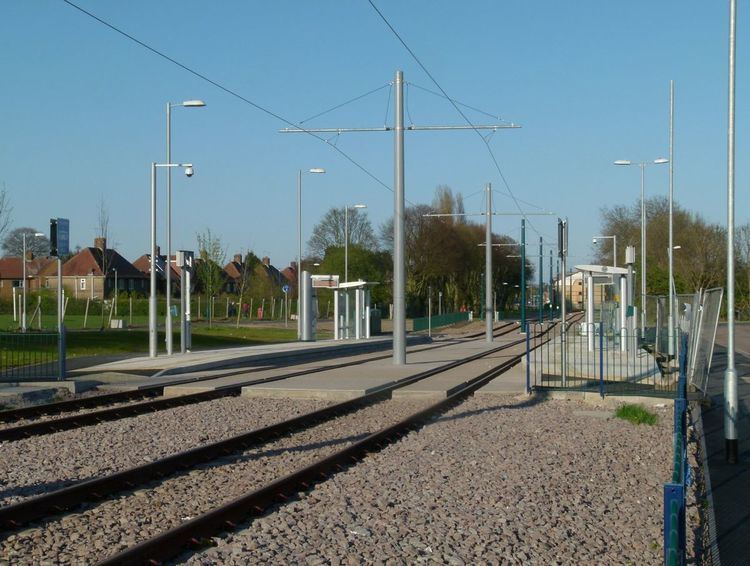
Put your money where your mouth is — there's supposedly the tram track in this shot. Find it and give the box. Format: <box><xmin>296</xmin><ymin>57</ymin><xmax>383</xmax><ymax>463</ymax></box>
<box><xmin>0</xmin><ymin>322</ymin><xmax>521</xmax><ymax>441</ymax></box>
<box><xmin>0</xmin><ymin>326</ymin><xmax>541</xmax><ymax>539</ymax></box>
<box><xmin>97</xmin><ymin>324</ymin><xmax>556</xmax><ymax>565</ymax></box>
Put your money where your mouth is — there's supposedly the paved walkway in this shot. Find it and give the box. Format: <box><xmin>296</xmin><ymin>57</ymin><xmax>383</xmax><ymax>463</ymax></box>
<box><xmin>700</xmin><ymin>322</ymin><xmax>750</xmax><ymax>566</ymax></box>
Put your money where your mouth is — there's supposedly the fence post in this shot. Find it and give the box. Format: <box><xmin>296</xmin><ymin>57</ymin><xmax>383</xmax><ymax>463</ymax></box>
<box><xmin>58</xmin><ymin>326</ymin><xmax>66</xmax><ymax>381</ymax></box>
<box><xmin>599</xmin><ymin>322</ymin><xmax>604</xmax><ymax>399</ymax></box>
<box><xmin>525</xmin><ymin>322</ymin><xmax>531</xmax><ymax>394</ymax></box>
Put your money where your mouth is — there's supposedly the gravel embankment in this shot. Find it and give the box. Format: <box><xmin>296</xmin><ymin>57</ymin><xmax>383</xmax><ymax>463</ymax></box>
<box><xmin>0</xmin><ymin>396</ymin><xmax>330</xmax><ymax>506</ymax></box>
<box><xmin>184</xmin><ymin>395</ymin><xmax>674</xmax><ymax>565</ymax></box>
<box><xmin>0</xmin><ymin>397</ymin><xmax>430</xmax><ymax>565</ymax></box>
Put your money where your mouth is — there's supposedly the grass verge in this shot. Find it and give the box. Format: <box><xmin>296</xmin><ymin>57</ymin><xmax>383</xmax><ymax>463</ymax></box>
<box><xmin>615</xmin><ymin>403</ymin><xmax>658</xmax><ymax>426</ymax></box>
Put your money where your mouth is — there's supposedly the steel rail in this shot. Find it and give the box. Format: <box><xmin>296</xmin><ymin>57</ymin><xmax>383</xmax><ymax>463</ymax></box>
<box><xmin>0</xmin><ymin>340</ymin><xmax>416</xmax><ymax>424</ymax></box>
<box><xmin>0</xmin><ymin>323</ymin><xmax>519</xmax><ymax>441</ymax></box>
<box><xmin>0</xmin><ymin>329</ymin><xmax>532</xmax><ymax>529</ymax></box>
<box><xmin>98</xmin><ymin>325</ymin><xmax>555</xmax><ymax>565</ymax></box>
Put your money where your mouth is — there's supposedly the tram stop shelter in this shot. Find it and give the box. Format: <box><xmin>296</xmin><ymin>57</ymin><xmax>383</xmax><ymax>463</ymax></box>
<box><xmin>331</xmin><ymin>280</ymin><xmax>379</xmax><ymax>341</ymax></box>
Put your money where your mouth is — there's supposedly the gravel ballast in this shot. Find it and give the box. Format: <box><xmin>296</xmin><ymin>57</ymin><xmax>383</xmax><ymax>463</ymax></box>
<box><xmin>0</xmin><ymin>398</ymin><xmax>430</xmax><ymax>564</ymax></box>
<box><xmin>0</xmin><ymin>396</ymin><xmax>330</xmax><ymax>506</ymax></box>
<box><xmin>184</xmin><ymin>395</ymin><xmax>675</xmax><ymax>565</ymax></box>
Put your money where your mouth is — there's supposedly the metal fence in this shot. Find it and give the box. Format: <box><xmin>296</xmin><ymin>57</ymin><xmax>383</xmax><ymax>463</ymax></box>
<box><xmin>664</xmin><ymin>333</ymin><xmax>689</xmax><ymax>565</ymax></box>
<box><xmin>527</xmin><ymin>320</ymin><xmax>674</xmax><ymax>397</ymax></box>
<box><xmin>0</xmin><ymin>332</ymin><xmax>64</xmax><ymax>382</ymax></box>
<box><xmin>413</xmin><ymin>311</ymin><xmax>470</xmax><ymax>332</ymax></box>
<box><xmin>686</xmin><ymin>288</ymin><xmax>723</xmax><ymax>393</ymax></box>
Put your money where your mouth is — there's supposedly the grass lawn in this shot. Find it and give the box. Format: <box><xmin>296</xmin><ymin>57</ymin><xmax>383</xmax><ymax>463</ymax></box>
<box><xmin>0</xmin><ymin>323</ymin><xmax>331</xmax><ymax>366</ymax></box>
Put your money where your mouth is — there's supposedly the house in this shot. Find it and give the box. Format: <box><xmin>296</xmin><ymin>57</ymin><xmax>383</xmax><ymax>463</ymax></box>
<box><xmin>40</xmin><ymin>238</ymin><xmax>148</xmax><ymax>298</ymax></box>
<box><xmin>132</xmin><ymin>247</ymin><xmax>181</xmax><ymax>295</ymax></box>
<box><xmin>223</xmin><ymin>254</ymin><xmax>245</xmax><ymax>294</ymax></box>
<box><xmin>0</xmin><ymin>254</ymin><xmax>55</xmax><ymax>298</ymax></box>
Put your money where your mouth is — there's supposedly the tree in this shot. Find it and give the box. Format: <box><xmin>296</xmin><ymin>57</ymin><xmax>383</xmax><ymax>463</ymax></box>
<box><xmin>0</xmin><ymin>184</ymin><xmax>13</xmax><ymax>242</ymax></box>
<box><xmin>308</xmin><ymin>207</ymin><xmax>378</xmax><ymax>258</ymax></box>
<box><xmin>96</xmin><ymin>196</ymin><xmax>112</xmax><ymax>293</ymax></box>
<box><xmin>196</xmin><ymin>229</ymin><xmax>226</xmax><ymax>327</ymax></box>
<box><xmin>2</xmin><ymin>227</ymin><xmax>50</xmax><ymax>258</ymax></box>
<box><xmin>235</xmin><ymin>251</ymin><xmax>261</xmax><ymax>327</ymax></box>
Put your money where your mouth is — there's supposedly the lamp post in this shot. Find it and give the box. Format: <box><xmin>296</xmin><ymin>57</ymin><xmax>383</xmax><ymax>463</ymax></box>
<box><xmin>592</xmin><ymin>235</ymin><xmax>617</xmax><ymax>268</ymax></box>
<box><xmin>614</xmin><ymin>158</ymin><xmax>668</xmax><ymax>332</ymax></box>
<box><xmin>296</xmin><ymin>167</ymin><xmax>326</xmax><ymax>339</ymax></box>
<box><xmin>150</xmin><ymin>162</ymin><xmax>194</xmax><ymax>358</ymax></box>
<box><xmin>21</xmin><ymin>232</ymin><xmax>45</xmax><ymax>332</ymax></box>
<box><xmin>166</xmin><ymin>99</ymin><xmax>205</xmax><ymax>356</ymax></box>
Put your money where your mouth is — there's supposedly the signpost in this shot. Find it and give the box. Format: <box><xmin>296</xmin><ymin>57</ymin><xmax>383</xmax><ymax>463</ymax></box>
<box><xmin>282</xmin><ymin>284</ymin><xmax>290</xmax><ymax>327</ymax></box>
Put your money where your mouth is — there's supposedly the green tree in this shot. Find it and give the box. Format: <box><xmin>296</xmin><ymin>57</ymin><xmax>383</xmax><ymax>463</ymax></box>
<box><xmin>196</xmin><ymin>229</ymin><xmax>226</xmax><ymax>327</ymax></box>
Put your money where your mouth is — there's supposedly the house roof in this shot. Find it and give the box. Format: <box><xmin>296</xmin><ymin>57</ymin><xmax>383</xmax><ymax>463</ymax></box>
<box><xmin>0</xmin><ymin>257</ymin><xmax>55</xmax><ymax>280</ymax></box>
<box><xmin>223</xmin><ymin>260</ymin><xmax>243</xmax><ymax>280</ymax></box>
<box><xmin>132</xmin><ymin>254</ymin><xmax>180</xmax><ymax>281</ymax></box>
<box><xmin>57</xmin><ymin>248</ymin><xmax>147</xmax><ymax>278</ymax></box>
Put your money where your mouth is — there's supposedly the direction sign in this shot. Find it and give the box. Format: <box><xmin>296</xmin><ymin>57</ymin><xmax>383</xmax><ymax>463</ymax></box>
<box><xmin>311</xmin><ymin>274</ymin><xmax>340</xmax><ymax>289</ymax></box>
<box><xmin>282</xmin><ymin>284</ymin><xmax>290</xmax><ymax>294</ymax></box>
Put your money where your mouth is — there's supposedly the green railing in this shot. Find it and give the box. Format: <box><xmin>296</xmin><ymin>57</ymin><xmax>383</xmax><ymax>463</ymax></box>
<box><xmin>413</xmin><ymin>311</ymin><xmax>470</xmax><ymax>332</ymax></box>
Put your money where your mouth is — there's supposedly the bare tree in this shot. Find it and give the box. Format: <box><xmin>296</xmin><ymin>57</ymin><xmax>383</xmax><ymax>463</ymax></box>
<box><xmin>2</xmin><ymin>227</ymin><xmax>50</xmax><ymax>257</ymax></box>
<box><xmin>307</xmin><ymin>207</ymin><xmax>378</xmax><ymax>258</ymax></box>
<box><xmin>96</xmin><ymin>196</ymin><xmax>112</xmax><ymax>293</ymax></box>
<box><xmin>235</xmin><ymin>251</ymin><xmax>260</xmax><ymax>327</ymax></box>
<box><xmin>0</xmin><ymin>184</ymin><xmax>13</xmax><ymax>241</ymax></box>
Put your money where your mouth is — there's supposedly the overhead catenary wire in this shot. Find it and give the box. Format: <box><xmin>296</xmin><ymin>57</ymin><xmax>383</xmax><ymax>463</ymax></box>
<box><xmin>298</xmin><ymin>83</ymin><xmax>391</xmax><ymax>124</ymax></box>
<box><xmin>61</xmin><ymin>0</ymin><xmax>394</xmax><ymax>195</ymax></box>
<box><xmin>367</xmin><ymin>0</ymin><xmax>546</xmax><ymax>234</ymax></box>
<box><xmin>408</xmin><ymin>82</ymin><xmax>503</xmax><ymax>121</ymax></box>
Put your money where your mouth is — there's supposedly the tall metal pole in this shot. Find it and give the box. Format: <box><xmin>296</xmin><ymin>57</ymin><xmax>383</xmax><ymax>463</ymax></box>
<box><xmin>344</xmin><ymin>205</ymin><xmax>349</xmax><ymax>284</ymax></box>
<box><xmin>520</xmin><ymin>219</ymin><xmax>526</xmax><ymax>330</ymax></box>
<box><xmin>640</xmin><ymin>162</ymin><xmax>647</xmax><ymax>332</ymax></box>
<box><xmin>560</xmin><ymin>219</ymin><xmax>567</xmax><ymax>386</ymax></box>
<box><xmin>180</xmin><ymin>259</ymin><xmax>186</xmax><ymax>353</ymax></box>
<box><xmin>485</xmin><ymin>183</ymin><xmax>493</xmax><ymax>342</ymax></box>
<box><xmin>21</xmin><ymin>233</ymin><xmax>27</xmax><ymax>332</ymax></box>
<box><xmin>668</xmin><ymin>80</ymin><xmax>676</xmax><ymax>358</ymax></box>
<box><xmin>538</xmin><ymin>236</ymin><xmax>543</xmax><ymax>323</ymax></box>
<box><xmin>393</xmin><ymin>70</ymin><xmax>406</xmax><ymax>365</ymax></box>
<box><xmin>165</xmin><ymin>103</ymin><xmax>173</xmax><ymax>355</ymax></box>
<box><xmin>149</xmin><ymin>163</ymin><xmax>158</xmax><ymax>358</ymax></box>
<box><xmin>725</xmin><ymin>0</ymin><xmax>738</xmax><ymax>464</ymax></box>
<box><xmin>549</xmin><ymin>249</ymin><xmax>553</xmax><ymax>317</ymax></box>
<box><xmin>613</xmin><ymin>236</ymin><xmax>617</xmax><ymax>268</ymax></box>
<box><xmin>297</xmin><ymin>169</ymin><xmax>302</xmax><ymax>340</ymax></box>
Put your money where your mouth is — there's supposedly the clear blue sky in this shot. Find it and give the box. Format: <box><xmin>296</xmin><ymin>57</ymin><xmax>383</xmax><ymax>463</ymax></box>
<box><xmin>1</xmin><ymin>1</ymin><xmax>747</xmax><ymax>270</ymax></box>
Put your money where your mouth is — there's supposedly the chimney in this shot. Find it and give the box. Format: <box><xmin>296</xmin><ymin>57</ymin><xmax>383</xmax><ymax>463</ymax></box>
<box><xmin>94</xmin><ymin>237</ymin><xmax>107</xmax><ymax>251</ymax></box>
<box><xmin>25</xmin><ymin>250</ymin><xmax>34</xmax><ymax>261</ymax></box>
<box><xmin>234</xmin><ymin>253</ymin><xmax>242</xmax><ymax>264</ymax></box>
<box><xmin>262</xmin><ymin>256</ymin><xmax>270</xmax><ymax>267</ymax></box>
<box><xmin>291</xmin><ymin>261</ymin><xmax>298</xmax><ymax>271</ymax></box>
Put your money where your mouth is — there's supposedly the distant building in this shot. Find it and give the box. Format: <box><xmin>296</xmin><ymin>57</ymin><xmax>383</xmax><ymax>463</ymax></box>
<box><xmin>132</xmin><ymin>247</ymin><xmax>181</xmax><ymax>294</ymax></box>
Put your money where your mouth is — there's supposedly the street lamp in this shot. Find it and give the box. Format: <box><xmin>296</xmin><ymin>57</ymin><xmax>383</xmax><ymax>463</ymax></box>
<box><xmin>297</xmin><ymin>167</ymin><xmax>326</xmax><ymax>339</ymax></box>
<box><xmin>21</xmin><ymin>232</ymin><xmax>45</xmax><ymax>332</ymax></box>
<box><xmin>166</xmin><ymin>99</ymin><xmax>205</xmax><ymax>356</ymax></box>
<box><xmin>592</xmin><ymin>235</ymin><xmax>617</xmax><ymax>267</ymax></box>
<box><xmin>150</xmin><ymin>162</ymin><xmax>194</xmax><ymax>358</ymax></box>
<box><xmin>614</xmin><ymin>157</ymin><xmax>669</xmax><ymax>332</ymax></box>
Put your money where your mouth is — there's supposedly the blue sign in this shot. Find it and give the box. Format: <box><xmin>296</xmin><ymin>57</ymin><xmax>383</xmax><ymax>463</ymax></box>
<box><xmin>50</xmin><ymin>218</ymin><xmax>70</xmax><ymax>257</ymax></box>
<box><xmin>282</xmin><ymin>284</ymin><xmax>290</xmax><ymax>294</ymax></box>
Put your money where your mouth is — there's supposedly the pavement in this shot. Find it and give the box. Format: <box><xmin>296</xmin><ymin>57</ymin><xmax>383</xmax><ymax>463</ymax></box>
<box><xmin>699</xmin><ymin>322</ymin><xmax>750</xmax><ymax>566</ymax></box>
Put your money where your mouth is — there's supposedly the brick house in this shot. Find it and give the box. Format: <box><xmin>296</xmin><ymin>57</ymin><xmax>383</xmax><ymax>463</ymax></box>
<box><xmin>132</xmin><ymin>247</ymin><xmax>181</xmax><ymax>296</ymax></box>
<box><xmin>0</xmin><ymin>254</ymin><xmax>55</xmax><ymax>298</ymax></box>
<box><xmin>40</xmin><ymin>238</ymin><xmax>148</xmax><ymax>298</ymax></box>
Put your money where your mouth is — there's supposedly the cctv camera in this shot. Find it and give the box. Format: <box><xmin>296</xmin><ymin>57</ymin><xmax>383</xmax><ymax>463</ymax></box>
<box><xmin>185</xmin><ymin>167</ymin><xmax>194</xmax><ymax>178</ymax></box>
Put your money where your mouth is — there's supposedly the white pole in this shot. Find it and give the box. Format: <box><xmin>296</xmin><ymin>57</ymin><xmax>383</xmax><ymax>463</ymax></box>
<box><xmin>297</xmin><ymin>169</ymin><xmax>302</xmax><ymax>340</ymax></box>
<box><xmin>149</xmin><ymin>163</ymin><xmax>158</xmax><ymax>358</ymax></box>
<box><xmin>668</xmin><ymin>80</ymin><xmax>675</xmax><ymax>358</ymax></box>
<box><xmin>165</xmin><ymin>103</ymin><xmax>173</xmax><ymax>356</ymax></box>
<box><xmin>725</xmin><ymin>0</ymin><xmax>739</xmax><ymax>463</ymax></box>
<box><xmin>12</xmin><ymin>286</ymin><xmax>16</xmax><ymax>322</ymax></box>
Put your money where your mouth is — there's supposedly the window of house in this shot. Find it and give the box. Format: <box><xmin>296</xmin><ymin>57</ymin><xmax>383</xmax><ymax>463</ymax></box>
<box><xmin>80</xmin><ymin>278</ymin><xmax>87</xmax><ymax>291</ymax></box>
<box><xmin>12</xmin><ymin>280</ymin><xmax>21</xmax><ymax>288</ymax></box>
<box><xmin>128</xmin><ymin>279</ymin><xmax>134</xmax><ymax>291</ymax></box>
